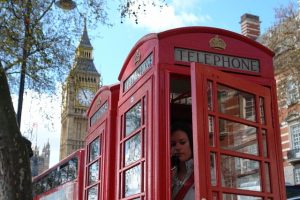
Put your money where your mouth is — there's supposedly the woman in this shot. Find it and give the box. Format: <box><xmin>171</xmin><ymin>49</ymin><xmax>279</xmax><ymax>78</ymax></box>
<box><xmin>171</xmin><ymin>122</ymin><xmax>195</xmax><ymax>200</ymax></box>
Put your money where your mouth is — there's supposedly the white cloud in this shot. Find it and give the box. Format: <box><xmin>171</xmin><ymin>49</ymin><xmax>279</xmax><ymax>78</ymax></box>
<box><xmin>172</xmin><ymin>0</ymin><xmax>199</xmax><ymax>10</ymax></box>
<box><xmin>125</xmin><ymin>0</ymin><xmax>211</xmax><ymax>32</ymax></box>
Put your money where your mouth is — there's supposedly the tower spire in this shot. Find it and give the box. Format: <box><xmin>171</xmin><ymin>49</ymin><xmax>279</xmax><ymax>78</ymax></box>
<box><xmin>78</xmin><ymin>17</ymin><xmax>92</xmax><ymax>49</ymax></box>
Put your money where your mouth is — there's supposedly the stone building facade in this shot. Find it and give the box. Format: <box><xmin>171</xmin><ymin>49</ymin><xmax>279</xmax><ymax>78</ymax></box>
<box><xmin>59</xmin><ymin>22</ymin><xmax>101</xmax><ymax>160</ymax></box>
<box><xmin>241</xmin><ymin>10</ymin><xmax>300</xmax><ymax>185</ymax></box>
<box><xmin>30</xmin><ymin>142</ymin><xmax>50</xmax><ymax>177</ymax></box>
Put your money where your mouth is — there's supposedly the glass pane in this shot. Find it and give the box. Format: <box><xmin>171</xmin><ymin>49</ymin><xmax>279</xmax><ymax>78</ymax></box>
<box><xmin>125</xmin><ymin>102</ymin><xmax>142</xmax><ymax>136</ymax></box>
<box><xmin>124</xmin><ymin>165</ymin><xmax>141</xmax><ymax>197</ymax></box>
<box><xmin>42</xmin><ymin>179</ymin><xmax>47</xmax><ymax>192</ymax></box>
<box><xmin>286</xmin><ymin>78</ymin><xmax>299</xmax><ymax>105</ymax></box>
<box><xmin>89</xmin><ymin>161</ymin><xmax>99</xmax><ymax>185</ymax></box>
<box><xmin>223</xmin><ymin>193</ymin><xmax>262</xmax><ymax>200</ymax></box>
<box><xmin>87</xmin><ymin>185</ymin><xmax>98</xmax><ymax>200</ymax></box>
<box><xmin>208</xmin><ymin>81</ymin><xmax>213</xmax><ymax>111</ymax></box>
<box><xmin>219</xmin><ymin>119</ymin><xmax>258</xmax><ymax>155</ymax></box>
<box><xmin>142</xmin><ymin>97</ymin><xmax>146</xmax><ymax>125</ymax></box>
<box><xmin>60</xmin><ymin>164</ymin><xmax>68</xmax><ymax>184</ymax></box>
<box><xmin>212</xmin><ymin>192</ymin><xmax>219</xmax><ymax>200</ymax></box>
<box><xmin>221</xmin><ymin>155</ymin><xmax>261</xmax><ymax>191</ymax></box>
<box><xmin>295</xmin><ymin>168</ymin><xmax>300</xmax><ymax>185</ymax></box>
<box><xmin>211</xmin><ymin>153</ymin><xmax>217</xmax><ymax>186</ymax></box>
<box><xmin>125</xmin><ymin>133</ymin><xmax>142</xmax><ymax>166</ymax></box>
<box><xmin>291</xmin><ymin>124</ymin><xmax>300</xmax><ymax>149</ymax></box>
<box><xmin>48</xmin><ymin>174</ymin><xmax>55</xmax><ymax>190</ymax></box>
<box><xmin>53</xmin><ymin>170</ymin><xmax>60</xmax><ymax>187</ymax></box>
<box><xmin>33</xmin><ymin>182</ymin><xmax>40</xmax><ymax>195</ymax></box>
<box><xmin>52</xmin><ymin>171</ymin><xmax>58</xmax><ymax>188</ymax></box>
<box><xmin>218</xmin><ymin>84</ymin><xmax>256</xmax><ymax>122</ymax></box>
<box><xmin>68</xmin><ymin>158</ymin><xmax>78</xmax><ymax>181</ymax></box>
<box><xmin>209</xmin><ymin>115</ymin><xmax>215</xmax><ymax>147</ymax></box>
<box><xmin>90</xmin><ymin>137</ymin><xmax>100</xmax><ymax>162</ymax></box>
<box><xmin>90</xmin><ymin>101</ymin><xmax>108</xmax><ymax>126</ymax></box>
<box><xmin>259</xmin><ymin>97</ymin><xmax>265</xmax><ymax>124</ymax></box>
<box><xmin>262</xmin><ymin>129</ymin><xmax>268</xmax><ymax>158</ymax></box>
<box><xmin>265</xmin><ymin>162</ymin><xmax>271</xmax><ymax>192</ymax></box>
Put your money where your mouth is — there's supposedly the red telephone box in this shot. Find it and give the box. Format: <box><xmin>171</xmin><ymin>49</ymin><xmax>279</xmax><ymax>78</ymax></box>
<box><xmin>116</xmin><ymin>27</ymin><xmax>285</xmax><ymax>200</ymax></box>
<box><xmin>84</xmin><ymin>84</ymin><xmax>120</xmax><ymax>200</ymax></box>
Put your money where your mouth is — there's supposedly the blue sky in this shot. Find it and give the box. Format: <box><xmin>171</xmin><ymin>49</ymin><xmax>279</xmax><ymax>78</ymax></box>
<box><xmin>94</xmin><ymin>0</ymin><xmax>291</xmax><ymax>86</ymax></box>
<box><xmin>18</xmin><ymin>0</ymin><xmax>295</xmax><ymax>167</ymax></box>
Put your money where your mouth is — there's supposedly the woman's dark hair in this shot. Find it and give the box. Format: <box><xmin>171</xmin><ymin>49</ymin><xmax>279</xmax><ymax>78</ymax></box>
<box><xmin>171</xmin><ymin>122</ymin><xmax>193</xmax><ymax>153</ymax></box>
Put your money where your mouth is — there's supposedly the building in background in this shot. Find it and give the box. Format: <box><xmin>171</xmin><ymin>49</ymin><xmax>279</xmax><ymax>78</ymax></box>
<box><xmin>59</xmin><ymin>21</ymin><xmax>101</xmax><ymax>160</ymax></box>
<box><xmin>265</xmin><ymin>2</ymin><xmax>300</xmax><ymax>185</ymax></box>
<box><xmin>240</xmin><ymin>13</ymin><xmax>261</xmax><ymax>40</ymax></box>
<box><xmin>277</xmin><ymin>71</ymin><xmax>300</xmax><ymax>185</ymax></box>
<box><xmin>241</xmin><ymin>8</ymin><xmax>300</xmax><ymax>185</ymax></box>
<box><xmin>30</xmin><ymin>142</ymin><xmax>50</xmax><ymax>177</ymax></box>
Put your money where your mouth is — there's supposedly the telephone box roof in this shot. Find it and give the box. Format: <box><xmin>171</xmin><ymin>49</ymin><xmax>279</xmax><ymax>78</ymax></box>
<box><xmin>86</xmin><ymin>83</ymin><xmax>120</xmax><ymax>117</ymax></box>
<box><xmin>118</xmin><ymin>26</ymin><xmax>274</xmax><ymax>81</ymax></box>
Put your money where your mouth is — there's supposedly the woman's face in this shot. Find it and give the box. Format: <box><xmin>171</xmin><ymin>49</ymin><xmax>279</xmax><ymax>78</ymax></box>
<box><xmin>171</xmin><ymin>130</ymin><xmax>192</xmax><ymax>162</ymax></box>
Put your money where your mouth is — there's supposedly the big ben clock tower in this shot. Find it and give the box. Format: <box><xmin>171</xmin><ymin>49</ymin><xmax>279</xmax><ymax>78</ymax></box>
<box><xmin>60</xmin><ymin>21</ymin><xmax>101</xmax><ymax>160</ymax></box>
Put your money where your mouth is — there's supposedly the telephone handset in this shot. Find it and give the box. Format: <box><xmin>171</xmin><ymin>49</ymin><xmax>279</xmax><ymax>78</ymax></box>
<box><xmin>171</xmin><ymin>155</ymin><xmax>179</xmax><ymax>168</ymax></box>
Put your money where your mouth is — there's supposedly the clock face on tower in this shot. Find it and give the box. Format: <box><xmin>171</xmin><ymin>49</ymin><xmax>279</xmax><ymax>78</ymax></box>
<box><xmin>76</xmin><ymin>88</ymin><xmax>94</xmax><ymax>107</ymax></box>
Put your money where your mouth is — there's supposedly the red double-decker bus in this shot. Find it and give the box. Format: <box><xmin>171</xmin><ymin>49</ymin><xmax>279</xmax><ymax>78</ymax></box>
<box><xmin>33</xmin><ymin>26</ymin><xmax>287</xmax><ymax>200</ymax></box>
<box><xmin>32</xmin><ymin>149</ymin><xmax>85</xmax><ymax>200</ymax></box>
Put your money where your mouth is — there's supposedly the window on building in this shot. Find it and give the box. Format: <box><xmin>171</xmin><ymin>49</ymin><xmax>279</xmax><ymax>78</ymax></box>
<box><xmin>287</xmin><ymin>78</ymin><xmax>299</xmax><ymax>106</ymax></box>
<box><xmin>291</xmin><ymin>123</ymin><xmax>300</xmax><ymax>149</ymax></box>
<box><xmin>294</xmin><ymin>167</ymin><xmax>300</xmax><ymax>185</ymax></box>
<box><xmin>245</xmin><ymin>96</ymin><xmax>255</xmax><ymax>121</ymax></box>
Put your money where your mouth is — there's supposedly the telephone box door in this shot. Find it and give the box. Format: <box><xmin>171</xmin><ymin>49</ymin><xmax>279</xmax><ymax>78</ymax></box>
<box><xmin>191</xmin><ymin>63</ymin><xmax>283</xmax><ymax>200</ymax></box>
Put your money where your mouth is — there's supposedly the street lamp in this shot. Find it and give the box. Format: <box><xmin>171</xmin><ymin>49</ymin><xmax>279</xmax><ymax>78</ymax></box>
<box><xmin>55</xmin><ymin>0</ymin><xmax>77</xmax><ymax>10</ymax></box>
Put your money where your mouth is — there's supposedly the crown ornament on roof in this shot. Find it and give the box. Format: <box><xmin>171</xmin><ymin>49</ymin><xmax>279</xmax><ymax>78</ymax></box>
<box><xmin>134</xmin><ymin>50</ymin><xmax>141</xmax><ymax>65</ymax></box>
<box><xmin>209</xmin><ymin>35</ymin><xmax>226</xmax><ymax>50</ymax></box>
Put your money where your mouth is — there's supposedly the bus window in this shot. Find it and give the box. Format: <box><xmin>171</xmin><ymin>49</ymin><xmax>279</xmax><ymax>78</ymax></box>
<box><xmin>54</xmin><ymin>168</ymin><xmax>61</xmax><ymax>187</ymax></box>
<box><xmin>34</xmin><ymin>182</ymin><xmax>42</xmax><ymax>195</ymax></box>
<box><xmin>68</xmin><ymin>158</ymin><xmax>78</xmax><ymax>181</ymax></box>
<box><xmin>286</xmin><ymin>185</ymin><xmax>300</xmax><ymax>199</ymax></box>
<box><xmin>60</xmin><ymin>163</ymin><xmax>68</xmax><ymax>184</ymax></box>
<box><xmin>47</xmin><ymin>170</ymin><xmax>56</xmax><ymax>189</ymax></box>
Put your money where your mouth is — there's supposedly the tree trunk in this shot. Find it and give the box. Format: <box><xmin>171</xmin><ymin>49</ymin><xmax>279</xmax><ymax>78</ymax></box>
<box><xmin>17</xmin><ymin>0</ymin><xmax>32</xmax><ymax>128</ymax></box>
<box><xmin>0</xmin><ymin>65</ymin><xmax>33</xmax><ymax>200</ymax></box>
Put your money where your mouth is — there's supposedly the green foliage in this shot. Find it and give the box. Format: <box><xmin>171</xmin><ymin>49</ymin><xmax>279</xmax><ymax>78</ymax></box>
<box><xmin>262</xmin><ymin>1</ymin><xmax>300</xmax><ymax>75</ymax></box>
<box><xmin>0</xmin><ymin>0</ymin><xmax>167</xmax><ymax>95</ymax></box>
<box><xmin>1</xmin><ymin>0</ymin><xmax>74</xmax><ymax>94</ymax></box>
<box><xmin>261</xmin><ymin>1</ymin><xmax>300</xmax><ymax>102</ymax></box>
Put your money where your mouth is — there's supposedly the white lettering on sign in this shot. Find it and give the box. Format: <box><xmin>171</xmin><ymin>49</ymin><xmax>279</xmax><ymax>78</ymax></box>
<box><xmin>90</xmin><ymin>101</ymin><xmax>108</xmax><ymax>126</ymax></box>
<box><xmin>124</xmin><ymin>53</ymin><xmax>153</xmax><ymax>92</ymax></box>
<box><xmin>174</xmin><ymin>48</ymin><xmax>260</xmax><ymax>73</ymax></box>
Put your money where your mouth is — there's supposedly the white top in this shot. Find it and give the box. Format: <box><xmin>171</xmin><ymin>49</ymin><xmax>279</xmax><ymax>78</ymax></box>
<box><xmin>172</xmin><ymin>159</ymin><xmax>195</xmax><ymax>200</ymax></box>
